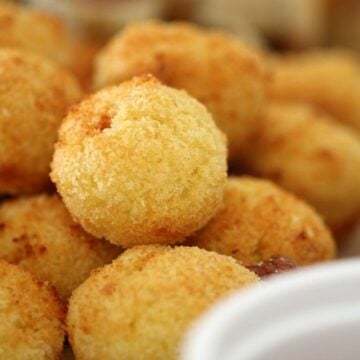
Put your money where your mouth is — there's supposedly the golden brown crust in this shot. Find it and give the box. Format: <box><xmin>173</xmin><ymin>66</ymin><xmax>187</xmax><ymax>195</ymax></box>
<box><xmin>268</xmin><ymin>50</ymin><xmax>360</xmax><ymax>133</ymax></box>
<box><xmin>0</xmin><ymin>49</ymin><xmax>83</xmax><ymax>195</ymax></box>
<box><xmin>51</xmin><ymin>75</ymin><xmax>227</xmax><ymax>247</ymax></box>
<box><xmin>0</xmin><ymin>260</ymin><xmax>65</xmax><ymax>359</ymax></box>
<box><xmin>0</xmin><ymin>194</ymin><xmax>121</xmax><ymax>300</ymax></box>
<box><xmin>242</xmin><ymin>102</ymin><xmax>360</xmax><ymax>234</ymax></box>
<box><xmin>94</xmin><ymin>21</ymin><xmax>268</xmax><ymax>160</ymax></box>
<box><xmin>67</xmin><ymin>245</ymin><xmax>259</xmax><ymax>360</ymax></box>
<box><xmin>0</xmin><ymin>2</ymin><xmax>98</xmax><ymax>89</ymax></box>
<box><xmin>189</xmin><ymin>177</ymin><xmax>336</xmax><ymax>265</ymax></box>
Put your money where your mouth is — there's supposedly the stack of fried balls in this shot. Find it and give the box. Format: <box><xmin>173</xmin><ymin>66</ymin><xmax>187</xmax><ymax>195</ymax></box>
<box><xmin>0</xmin><ymin>3</ymin><xmax>359</xmax><ymax>359</ymax></box>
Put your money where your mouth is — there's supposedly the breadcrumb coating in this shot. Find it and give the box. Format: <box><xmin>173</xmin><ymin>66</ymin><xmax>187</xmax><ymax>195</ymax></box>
<box><xmin>0</xmin><ymin>195</ymin><xmax>121</xmax><ymax>300</ymax></box>
<box><xmin>94</xmin><ymin>21</ymin><xmax>268</xmax><ymax>160</ymax></box>
<box><xmin>67</xmin><ymin>245</ymin><xmax>259</xmax><ymax>360</ymax></box>
<box><xmin>242</xmin><ymin>102</ymin><xmax>360</xmax><ymax>233</ymax></box>
<box><xmin>0</xmin><ymin>260</ymin><xmax>65</xmax><ymax>359</ymax></box>
<box><xmin>0</xmin><ymin>2</ymin><xmax>97</xmax><ymax>89</ymax></box>
<box><xmin>0</xmin><ymin>49</ymin><xmax>82</xmax><ymax>195</ymax></box>
<box><xmin>269</xmin><ymin>50</ymin><xmax>360</xmax><ymax>133</ymax></box>
<box><xmin>51</xmin><ymin>75</ymin><xmax>227</xmax><ymax>247</ymax></box>
<box><xmin>189</xmin><ymin>177</ymin><xmax>336</xmax><ymax>265</ymax></box>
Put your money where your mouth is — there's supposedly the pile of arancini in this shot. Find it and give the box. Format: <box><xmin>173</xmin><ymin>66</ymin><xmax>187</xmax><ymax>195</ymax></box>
<box><xmin>0</xmin><ymin>3</ymin><xmax>359</xmax><ymax>360</ymax></box>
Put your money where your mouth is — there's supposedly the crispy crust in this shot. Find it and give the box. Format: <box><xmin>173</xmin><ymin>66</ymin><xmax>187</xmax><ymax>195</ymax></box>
<box><xmin>0</xmin><ymin>49</ymin><xmax>82</xmax><ymax>195</ymax></box>
<box><xmin>0</xmin><ymin>260</ymin><xmax>65</xmax><ymax>359</ymax></box>
<box><xmin>94</xmin><ymin>21</ymin><xmax>268</xmax><ymax>160</ymax></box>
<box><xmin>67</xmin><ymin>245</ymin><xmax>259</xmax><ymax>360</ymax></box>
<box><xmin>268</xmin><ymin>50</ymin><xmax>360</xmax><ymax>133</ymax></box>
<box><xmin>51</xmin><ymin>75</ymin><xmax>227</xmax><ymax>247</ymax></box>
<box><xmin>189</xmin><ymin>177</ymin><xmax>337</xmax><ymax>265</ymax></box>
<box><xmin>242</xmin><ymin>102</ymin><xmax>360</xmax><ymax>234</ymax></box>
<box><xmin>0</xmin><ymin>194</ymin><xmax>121</xmax><ymax>300</ymax></box>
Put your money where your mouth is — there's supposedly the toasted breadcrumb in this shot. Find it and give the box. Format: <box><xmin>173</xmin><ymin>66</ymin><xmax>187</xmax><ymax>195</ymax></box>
<box><xmin>242</xmin><ymin>102</ymin><xmax>360</xmax><ymax>233</ymax></box>
<box><xmin>0</xmin><ymin>260</ymin><xmax>65</xmax><ymax>359</ymax></box>
<box><xmin>0</xmin><ymin>49</ymin><xmax>82</xmax><ymax>195</ymax></box>
<box><xmin>0</xmin><ymin>194</ymin><xmax>121</xmax><ymax>300</ymax></box>
<box><xmin>51</xmin><ymin>75</ymin><xmax>227</xmax><ymax>247</ymax></box>
<box><xmin>67</xmin><ymin>245</ymin><xmax>259</xmax><ymax>360</ymax></box>
<box><xmin>94</xmin><ymin>21</ymin><xmax>268</xmax><ymax>160</ymax></box>
<box><xmin>189</xmin><ymin>176</ymin><xmax>336</xmax><ymax>265</ymax></box>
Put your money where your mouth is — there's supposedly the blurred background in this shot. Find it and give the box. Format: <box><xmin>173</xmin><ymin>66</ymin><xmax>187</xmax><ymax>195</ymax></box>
<box><xmin>6</xmin><ymin>0</ymin><xmax>360</xmax><ymax>52</ymax></box>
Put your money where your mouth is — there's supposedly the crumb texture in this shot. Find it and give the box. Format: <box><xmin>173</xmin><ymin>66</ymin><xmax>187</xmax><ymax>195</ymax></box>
<box><xmin>94</xmin><ymin>21</ymin><xmax>268</xmax><ymax>159</ymax></box>
<box><xmin>51</xmin><ymin>76</ymin><xmax>227</xmax><ymax>247</ymax></box>
<box><xmin>189</xmin><ymin>176</ymin><xmax>336</xmax><ymax>265</ymax></box>
<box><xmin>0</xmin><ymin>48</ymin><xmax>82</xmax><ymax>195</ymax></box>
<box><xmin>0</xmin><ymin>194</ymin><xmax>121</xmax><ymax>300</ymax></box>
<box><xmin>67</xmin><ymin>245</ymin><xmax>259</xmax><ymax>360</ymax></box>
<box><xmin>0</xmin><ymin>260</ymin><xmax>65</xmax><ymax>359</ymax></box>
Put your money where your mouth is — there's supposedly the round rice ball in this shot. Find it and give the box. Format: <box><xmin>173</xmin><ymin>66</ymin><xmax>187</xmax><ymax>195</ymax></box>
<box><xmin>0</xmin><ymin>48</ymin><xmax>82</xmax><ymax>195</ymax></box>
<box><xmin>51</xmin><ymin>75</ymin><xmax>227</xmax><ymax>247</ymax></box>
<box><xmin>0</xmin><ymin>194</ymin><xmax>121</xmax><ymax>300</ymax></box>
<box><xmin>189</xmin><ymin>177</ymin><xmax>336</xmax><ymax>265</ymax></box>
<box><xmin>67</xmin><ymin>245</ymin><xmax>259</xmax><ymax>360</ymax></box>
<box><xmin>0</xmin><ymin>260</ymin><xmax>65</xmax><ymax>359</ymax></box>
<box><xmin>94</xmin><ymin>21</ymin><xmax>268</xmax><ymax>161</ymax></box>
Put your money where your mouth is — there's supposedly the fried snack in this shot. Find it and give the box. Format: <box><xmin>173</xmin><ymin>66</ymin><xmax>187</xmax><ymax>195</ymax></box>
<box><xmin>189</xmin><ymin>177</ymin><xmax>336</xmax><ymax>265</ymax></box>
<box><xmin>51</xmin><ymin>75</ymin><xmax>227</xmax><ymax>247</ymax></box>
<box><xmin>0</xmin><ymin>49</ymin><xmax>82</xmax><ymax>195</ymax></box>
<box><xmin>242</xmin><ymin>102</ymin><xmax>360</xmax><ymax>233</ymax></box>
<box><xmin>0</xmin><ymin>260</ymin><xmax>65</xmax><ymax>359</ymax></box>
<box><xmin>93</xmin><ymin>21</ymin><xmax>268</xmax><ymax>160</ymax></box>
<box><xmin>67</xmin><ymin>245</ymin><xmax>259</xmax><ymax>360</ymax></box>
<box><xmin>0</xmin><ymin>195</ymin><xmax>120</xmax><ymax>300</ymax></box>
<box><xmin>0</xmin><ymin>2</ymin><xmax>96</xmax><ymax>88</ymax></box>
<box><xmin>268</xmin><ymin>50</ymin><xmax>360</xmax><ymax>132</ymax></box>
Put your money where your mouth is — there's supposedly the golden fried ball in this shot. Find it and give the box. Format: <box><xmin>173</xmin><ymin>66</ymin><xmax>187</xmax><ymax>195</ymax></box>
<box><xmin>242</xmin><ymin>102</ymin><xmax>360</xmax><ymax>233</ymax></box>
<box><xmin>0</xmin><ymin>3</ymin><xmax>92</xmax><ymax>84</ymax></box>
<box><xmin>67</xmin><ymin>245</ymin><xmax>259</xmax><ymax>360</ymax></box>
<box><xmin>94</xmin><ymin>21</ymin><xmax>268</xmax><ymax>160</ymax></box>
<box><xmin>0</xmin><ymin>194</ymin><xmax>121</xmax><ymax>301</ymax></box>
<box><xmin>51</xmin><ymin>75</ymin><xmax>227</xmax><ymax>248</ymax></box>
<box><xmin>269</xmin><ymin>50</ymin><xmax>360</xmax><ymax>133</ymax></box>
<box><xmin>0</xmin><ymin>49</ymin><xmax>82</xmax><ymax>195</ymax></box>
<box><xmin>0</xmin><ymin>260</ymin><xmax>65</xmax><ymax>359</ymax></box>
<box><xmin>189</xmin><ymin>177</ymin><xmax>336</xmax><ymax>265</ymax></box>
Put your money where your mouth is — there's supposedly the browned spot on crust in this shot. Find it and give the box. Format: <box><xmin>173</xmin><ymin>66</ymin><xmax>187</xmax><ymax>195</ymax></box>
<box><xmin>297</xmin><ymin>230</ymin><xmax>308</xmax><ymax>240</ymax></box>
<box><xmin>316</xmin><ymin>149</ymin><xmax>335</xmax><ymax>161</ymax></box>
<box><xmin>97</xmin><ymin>115</ymin><xmax>111</xmax><ymax>131</ymax></box>
<box><xmin>153</xmin><ymin>227</ymin><xmax>172</xmax><ymax>237</ymax></box>
<box><xmin>0</xmin><ymin>13</ymin><xmax>14</xmax><ymax>26</ymax></box>
<box><xmin>0</xmin><ymin>223</ymin><xmax>5</xmax><ymax>231</ymax></box>
<box><xmin>12</xmin><ymin>234</ymin><xmax>28</xmax><ymax>243</ymax></box>
<box><xmin>101</xmin><ymin>282</ymin><xmax>116</xmax><ymax>296</ymax></box>
<box><xmin>80</xmin><ymin>325</ymin><xmax>91</xmax><ymax>334</ymax></box>
<box><xmin>0</xmin><ymin>164</ymin><xmax>17</xmax><ymax>182</ymax></box>
<box><xmin>38</xmin><ymin>245</ymin><xmax>47</xmax><ymax>254</ymax></box>
<box><xmin>269</xmin><ymin>170</ymin><xmax>284</xmax><ymax>182</ymax></box>
<box><xmin>24</xmin><ymin>243</ymin><xmax>34</xmax><ymax>257</ymax></box>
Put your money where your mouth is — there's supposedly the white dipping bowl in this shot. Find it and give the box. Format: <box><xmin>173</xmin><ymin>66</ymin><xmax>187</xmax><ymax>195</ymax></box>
<box><xmin>181</xmin><ymin>260</ymin><xmax>360</xmax><ymax>360</ymax></box>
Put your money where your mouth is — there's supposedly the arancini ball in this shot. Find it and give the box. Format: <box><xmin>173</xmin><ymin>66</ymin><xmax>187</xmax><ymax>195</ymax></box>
<box><xmin>0</xmin><ymin>194</ymin><xmax>121</xmax><ymax>301</ymax></box>
<box><xmin>0</xmin><ymin>49</ymin><xmax>82</xmax><ymax>195</ymax></box>
<box><xmin>93</xmin><ymin>21</ymin><xmax>268</xmax><ymax>160</ymax></box>
<box><xmin>67</xmin><ymin>245</ymin><xmax>259</xmax><ymax>360</ymax></box>
<box><xmin>0</xmin><ymin>260</ymin><xmax>65</xmax><ymax>359</ymax></box>
<box><xmin>0</xmin><ymin>3</ymin><xmax>81</xmax><ymax>80</ymax></box>
<box><xmin>188</xmin><ymin>177</ymin><xmax>336</xmax><ymax>266</ymax></box>
<box><xmin>242</xmin><ymin>102</ymin><xmax>360</xmax><ymax>233</ymax></box>
<box><xmin>51</xmin><ymin>75</ymin><xmax>227</xmax><ymax>248</ymax></box>
<box><xmin>268</xmin><ymin>50</ymin><xmax>360</xmax><ymax>133</ymax></box>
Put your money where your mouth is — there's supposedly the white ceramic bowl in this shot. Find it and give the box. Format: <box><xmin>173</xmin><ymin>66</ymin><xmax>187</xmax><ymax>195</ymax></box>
<box><xmin>181</xmin><ymin>259</ymin><xmax>360</xmax><ymax>360</ymax></box>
